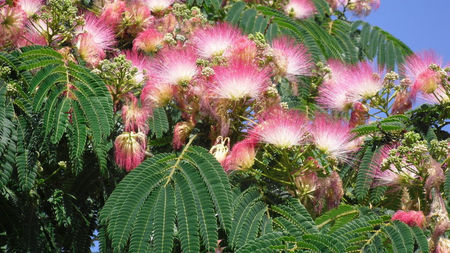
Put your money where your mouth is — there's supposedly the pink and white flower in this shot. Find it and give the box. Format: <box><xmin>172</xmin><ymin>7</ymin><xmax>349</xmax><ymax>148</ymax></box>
<box><xmin>115</xmin><ymin>131</ymin><xmax>147</xmax><ymax>171</ymax></box>
<box><xmin>17</xmin><ymin>0</ymin><xmax>43</xmax><ymax>17</ymax></box>
<box><xmin>0</xmin><ymin>6</ymin><xmax>27</xmax><ymax>47</ymax></box>
<box><xmin>172</xmin><ymin>121</ymin><xmax>195</xmax><ymax>150</ymax></box>
<box><xmin>124</xmin><ymin>50</ymin><xmax>151</xmax><ymax>84</ymax></box>
<box><xmin>271</xmin><ymin>36</ymin><xmax>312</xmax><ymax>79</ymax></box>
<box><xmin>191</xmin><ymin>23</ymin><xmax>242</xmax><ymax>58</ymax></box>
<box><xmin>209</xmin><ymin>59</ymin><xmax>270</xmax><ymax>100</ymax></box>
<box><xmin>144</xmin><ymin>0</ymin><xmax>174</xmax><ymax>13</ymax></box>
<box><xmin>229</xmin><ymin>36</ymin><xmax>257</xmax><ymax>63</ymax></box>
<box><xmin>78</xmin><ymin>13</ymin><xmax>116</xmax><ymax>50</ymax></box>
<box><xmin>402</xmin><ymin>51</ymin><xmax>447</xmax><ymax>103</ymax></box>
<box><xmin>346</xmin><ymin>61</ymin><xmax>383</xmax><ymax>101</ymax></box>
<box><xmin>326</xmin><ymin>0</ymin><xmax>348</xmax><ymax>9</ymax></box>
<box><xmin>75</xmin><ymin>13</ymin><xmax>115</xmax><ymax>65</ymax></box>
<box><xmin>149</xmin><ymin>46</ymin><xmax>198</xmax><ymax>86</ymax></box>
<box><xmin>121</xmin><ymin>2</ymin><xmax>153</xmax><ymax>36</ymax></box>
<box><xmin>348</xmin><ymin>0</ymin><xmax>380</xmax><ymax>16</ymax></box>
<box><xmin>250</xmin><ymin>107</ymin><xmax>309</xmax><ymax>149</ymax></box>
<box><xmin>133</xmin><ymin>27</ymin><xmax>164</xmax><ymax>53</ymax></box>
<box><xmin>141</xmin><ymin>81</ymin><xmax>176</xmax><ymax>107</ymax></box>
<box><xmin>223</xmin><ymin>137</ymin><xmax>257</xmax><ymax>171</ymax></box>
<box><xmin>310</xmin><ymin>114</ymin><xmax>356</xmax><ymax>160</ymax></box>
<box><xmin>15</xmin><ymin>26</ymin><xmax>47</xmax><ymax>47</ymax></box>
<box><xmin>317</xmin><ymin>60</ymin><xmax>354</xmax><ymax>111</ymax></box>
<box><xmin>284</xmin><ymin>0</ymin><xmax>316</xmax><ymax>19</ymax></box>
<box><xmin>99</xmin><ymin>0</ymin><xmax>126</xmax><ymax>30</ymax></box>
<box><xmin>370</xmin><ymin>145</ymin><xmax>419</xmax><ymax>187</ymax></box>
<box><xmin>75</xmin><ymin>33</ymin><xmax>106</xmax><ymax>66</ymax></box>
<box><xmin>121</xmin><ymin>94</ymin><xmax>151</xmax><ymax>134</ymax></box>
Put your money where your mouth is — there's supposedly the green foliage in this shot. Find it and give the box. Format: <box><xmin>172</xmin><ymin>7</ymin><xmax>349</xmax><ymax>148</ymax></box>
<box><xmin>0</xmin><ymin>86</ymin><xmax>16</xmax><ymax>188</ymax></box>
<box><xmin>99</xmin><ymin>142</ymin><xmax>232</xmax><ymax>252</ymax></box>
<box><xmin>148</xmin><ymin>107</ymin><xmax>170</xmax><ymax>139</ymax></box>
<box><xmin>229</xmin><ymin>188</ymin><xmax>267</xmax><ymax>250</ymax></box>
<box><xmin>17</xmin><ymin>46</ymin><xmax>113</xmax><ymax>172</ymax></box>
<box><xmin>351</xmin><ymin>21</ymin><xmax>413</xmax><ymax>70</ymax></box>
<box><xmin>355</xmin><ymin>146</ymin><xmax>376</xmax><ymax>201</ymax></box>
<box><xmin>227</xmin><ymin>199</ymin><xmax>429</xmax><ymax>253</ymax></box>
<box><xmin>224</xmin><ymin>1</ymin><xmax>412</xmax><ymax>67</ymax></box>
<box><xmin>352</xmin><ymin>115</ymin><xmax>408</xmax><ymax>136</ymax></box>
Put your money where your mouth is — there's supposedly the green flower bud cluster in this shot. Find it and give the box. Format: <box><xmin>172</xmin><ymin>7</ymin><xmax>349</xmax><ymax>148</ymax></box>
<box><xmin>429</xmin><ymin>139</ymin><xmax>449</xmax><ymax>161</ymax></box>
<box><xmin>39</xmin><ymin>0</ymin><xmax>83</xmax><ymax>45</ymax></box>
<box><xmin>95</xmin><ymin>55</ymin><xmax>143</xmax><ymax>103</ymax></box>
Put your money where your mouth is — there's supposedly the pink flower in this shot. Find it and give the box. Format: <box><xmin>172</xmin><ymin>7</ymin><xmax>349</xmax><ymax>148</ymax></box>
<box><xmin>75</xmin><ymin>33</ymin><xmax>106</xmax><ymax>66</ymax></box>
<box><xmin>436</xmin><ymin>238</ymin><xmax>450</xmax><ymax>253</ymax></box>
<box><xmin>250</xmin><ymin>107</ymin><xmax>309</xmax><ymax>149</ymax></box>
<box><xmin>78</xmin><ymin>12</ymin><xmax>116</xmax><ymax>50</ymax></box>
<box><xmin>391</xmin><ymin>90</ymin><xmax>412</xmax><ymax>115</ymax></box>
<box><xmin>370</xmin><ymin>144</ymin><xmax>419</xmax><ymax>187</ymax></box>
<box><xmin>346</xmin><ymin>61</ymin><xmax>383</xmax><ymax>101</ymax></box>
<box><xmin>348</xmin><ymin>0</ymin><xmax>380</xmax><ymax>16</ymax></box>
<box><xmin>121</xmin><ymin>94</ymin><xmax>151</xmax><ymax>134</ymax></box>
<box><xmin>402</xmin><ymin>51</ymin><xmax>447</xmax><ymax>103</ymax></box>
<box><xmin>310</xmin><ymin>114</ymin><xmax>356</xmax><ymax>160</ymax></box>
<box><xmin>209</xmin><ymin>59</ymin><xmax>270</xmax><ymax>100</ymax></box>
<box><xmin>115</xmin><ymin>131</ymin><xmax>147</xmax><ymax>171</ymax></box>
<box><xmin>326</xmin><ymin>0</ymin><xmax>348</xmax><ymax>9</ymax></box>
<box><xmin>173</xmin><ymin>121</ymin><xmax>195</xmax><ymax>150</ymax></box>
<box><xmin>317</xmin><ymin>60</ymin><xmax>354</xmax><ymax>111</ymax></box>
<box><xmin>391</xmin><ymin>210</ymin><xmax>425</xmax><ymax>228</ymax></box>
<box><xmin>121</xmin><ymin>2</ymin><xmax>153</xmax><ymax>36</ymax></box>
<box><xmin>124</xmin><ymin>50</ymin><xmax>151</xmax><ymax>84</ymax></box>
<box><xmin>99</xmin><ymin>0</ymin><xmax>126</xmax><ymax>30</ymax></box>
<box><xmin>141</xmin><ymin>81</ymin><xmax>176</xmax><ymax>107</ymax></box>
<box><xmin>284</xmin><ymin>0</ymin><xmax>316</xmax><ymax>19</ymax></box>
<box><xmin>229</xmin><ymin>36</ymin><xmax>257</xmax><ymax>63</ymax></box>
<box><xmin>149</xmin><ymin>46</ymin><xmax>198</xmax><ymax>86</ymax></box>
<box><xmin>75</xmin><ymin>13</ymin><xmax>115</xmax><ymax>66</ymax></box>
<box><xmin>17</xmin><ymin>0</ymin><xmax>43</xmax><ymax>17</ymax></box>
<box><xmin>349</xmin><ymin>102</ymin><xmax>369</xmax><ymax>128</ymax></box>
<box><xmin>15</xmin><ymin>25</ymin><xmax>47</xmax><ymax>47</ymax></box>
<box><xmin>191</xmin><ymin>23</ymin><xmax>242</xmax><ymax>58</ymax></box>
<box><xmin>271</xmin><ymin>36</ymin><xmax>312</xmax><ymax>80</ymax></box>
<box><xmin>223</xmin><ymin>138</ymin><xmax>257</xmax><ymax>171</ymax></box>
<box><xmin>133</xmin><ymin>27</ymin><xmax>164</xmax><ymax>53</ymax></box>
<box><xmin>144</xmin><ymin>0</ymin><xmax>174</xmax><ymax>13</ymax></box>
<box><xmin>0</xmin><ymin>7</ymin><xmax>27</xmax><ymax>47</ymax></box>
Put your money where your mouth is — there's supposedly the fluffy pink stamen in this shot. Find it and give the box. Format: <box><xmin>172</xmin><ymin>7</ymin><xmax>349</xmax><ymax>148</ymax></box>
<box><xmin>17</xmin><ymin>0</ymin><xmax>43</xmax><ymax>17</ymax></box>
<box><xmin>223</xmin><ymin>138</ymin><xmax>257</xmax><ymax>171</ymax></box>
<box><xmin>284</xmin><ymin>0</ymin><xmax>316</xmax><ymax>19</ymax></box>
<box><xmin>149</xmin><ymin>46</ymin><xmax>198</xmax><ymax>86</ymax></box>
<box><xmin>250</xmin><ymin>107</ymin><xmax>309</xmax><ymax>149</ymax></box>
<box><xmin>79</xmin><ymin>12</ymin><xmax>116</xmax><ymax>50</ymax></box>
<box><xmin>191</xmin><ymin>23</ymin><xmax>242</xmax><ymax>58</ymax></box>
<box><xmin>124</xmin><ymin>50</ymin><xmax>151</xmax><ymax>84</ymax></box>
<box><xmin>271</xmin><ymin>36</ymin><xmax>313</xmax><ymax>79</ymax></box>
<box><xmin>210</xmin><ymin>59</ymin><xmax>270</xmax><ymax>100</ymax></box>
<box><xmin>121</xmin><ymin>94</ymin><xmax>151</xmax><ymax>134</ymax></box>
<box><xmin>310</xmin><ymin>114</ymin><xmax>356</xmax><ymax>160</ymax></box>
<box><xmin>99</xmin><ymin>0</ymin><xmax>126</xmax><ymax>30</ymax></box>
<box><xmin>133</xmin><ymin>27</ymin><xmax>164</xmax><ymax>53</ymax></box>
<box><xmin>346</xmin><ymin>61</ymin><xmax>383</xmax><ymax>101</ymax></box>
<box><xmin>114</xmin><ymin>131</ymin><xmax>147</xmax><ymax>171</ymax></box>
<box><xmin>391</xmin><ymin>210</ymin><xmax>425</xmax><ymax>228</ymax></box>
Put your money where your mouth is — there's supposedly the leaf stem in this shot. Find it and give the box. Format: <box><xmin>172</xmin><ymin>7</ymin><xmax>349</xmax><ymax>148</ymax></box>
<box><xmin>164</xmin><ymin>134</ymin><xmax>197</xmax><ymax>186</ymax></box>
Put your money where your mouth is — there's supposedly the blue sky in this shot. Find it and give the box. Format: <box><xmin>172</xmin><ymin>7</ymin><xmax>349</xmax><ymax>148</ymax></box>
<box><xmin>356</xmin><ymin>0</ymin><xmax>450</xmax><ymax>63</ymax></box>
